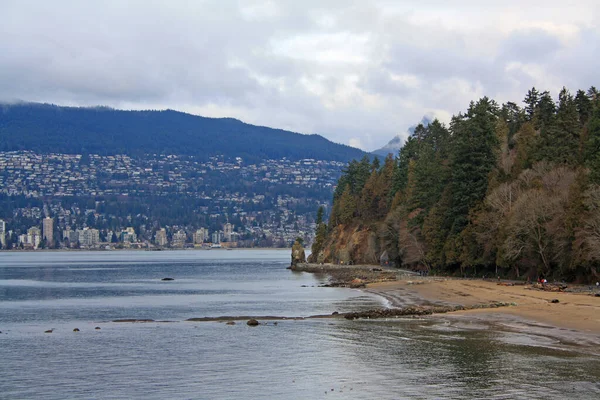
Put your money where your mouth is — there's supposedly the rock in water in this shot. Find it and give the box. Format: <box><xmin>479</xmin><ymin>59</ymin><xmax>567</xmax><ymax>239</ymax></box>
<box><xmin>226</xmin><ymin>321</ymin><xmax>236</xmax><ymax>325</ymax></box>
<box><xmin>161</xmin><ymin>277</ymin><xmax>175</xmax><ymax>281</ymax></box>
<box><xmin>95</xmin><ymin>327</ymin><xmax>101</xmax><ymax>330</ymax></box>
<box><xmin>73</xmin><ymin>328</ymin><xmax>80</xmax><ymax>332</ymax></box>
<box><xmin>247</xmin><ymin>319</ymin><xmax>259</xmax><ymax>326</ymax></box>
<box><xmin>290</xmin><ymin>239</ymin><xmax>306</xmax><ymax>267</ymax></box>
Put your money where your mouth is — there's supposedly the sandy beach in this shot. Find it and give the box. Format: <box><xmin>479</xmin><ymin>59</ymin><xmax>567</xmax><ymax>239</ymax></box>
<box><xmin>365</xmin><ymin>276</ymin><xmax>600</xmax><ymax>350</ymax></box>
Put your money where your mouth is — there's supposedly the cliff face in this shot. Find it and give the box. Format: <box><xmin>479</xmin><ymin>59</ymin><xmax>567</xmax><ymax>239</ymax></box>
<box><xmin>317</xmin><ymin>224</ymin><xmax>380</xmax><ymax>265</ymax></box>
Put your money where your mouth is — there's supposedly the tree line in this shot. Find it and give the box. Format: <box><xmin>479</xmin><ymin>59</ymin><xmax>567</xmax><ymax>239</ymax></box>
<box><xmin>311</xmin><ymin>86</ymin><xmax>600</xmax><ymax>282</ymax></box>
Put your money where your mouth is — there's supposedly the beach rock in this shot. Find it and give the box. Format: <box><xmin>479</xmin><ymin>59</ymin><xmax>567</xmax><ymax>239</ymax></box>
<box><xmin>226</xmin><ymin>321</ymin><xmax>236</xmax><ymax>325</ymax></box>
<box><xmin>161</xmin><ymin>277</ymin><xmax>174</xmax><ymax>281</ymax></box>
<box><xmin>247</xmin><ymin>319</ymin><xmax>259</xmax><ymax>326</ymax></box>
<box><xmin>332</xmin><ymin>311</ymin><xmax>339</xmax><ymax>315</ymax></box>
<box><xmin>349</xmin><ymin>278</ymin><xmax>365</xmax><ymax>288</ymax></box>
<box><xmin>595</xmin><ymin>293</ymin><xmax>600</xmax><ymax>297</ymax></box>
<box><xmin>73</xmin><ymin>328</ymin><xmax>80</xmax><ymax>332</ymax></box>
<box><xmin>290</xmin><ymin>239</ymin><xmax>306</xmax><ymax>267</ymax></box>
<box><xmin>550</xmin><ymin>299</ymin><xmax>560</xmax><ymax>303</ymax></box>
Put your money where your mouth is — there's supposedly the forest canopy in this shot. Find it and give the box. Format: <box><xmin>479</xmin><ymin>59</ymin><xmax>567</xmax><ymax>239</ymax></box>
<box><xmin>312</xmin><ymin>86</ymin><xmax>600</xmax><ymax>283</ymax></box>
<box><xmin>0</xmin><ymin>103</ymin><xmax>369</xmax><ymax>163</ymax></box>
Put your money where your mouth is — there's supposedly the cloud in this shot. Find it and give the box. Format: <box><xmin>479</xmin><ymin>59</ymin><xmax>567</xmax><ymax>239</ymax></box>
<box><xmin>0</xmin><ymin>0</ymin><xmax>598</xmax><ymax>152</ymax></box>
<box><xmin>349</xmin><ymin>138</ymin><xmax>364</xmax><ymax>150</ymax></box>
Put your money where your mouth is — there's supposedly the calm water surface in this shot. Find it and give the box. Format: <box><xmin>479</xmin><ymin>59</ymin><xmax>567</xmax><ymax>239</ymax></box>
<box><xmin>1</xmin><ymin>250</ymin><xmax>599</xmax><ymax>399</ymax></box>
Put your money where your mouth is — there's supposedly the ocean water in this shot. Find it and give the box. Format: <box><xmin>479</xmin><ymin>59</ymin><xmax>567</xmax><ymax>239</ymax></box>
<box><xmin>0</xmin><ymin>250</ymin><xmax>599</xmax><ymax>399</ymax></box>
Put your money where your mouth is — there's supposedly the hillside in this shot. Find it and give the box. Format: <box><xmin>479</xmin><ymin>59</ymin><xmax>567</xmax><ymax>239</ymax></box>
<box><xmin>310</xmin><ymin>86</ymin><xmax>600</xmax><ymax>283</ymax></box>
<box><xmin>0</xmin><ymin>103</ymin><xmax>369</xmax><ymax>162</ymax></box>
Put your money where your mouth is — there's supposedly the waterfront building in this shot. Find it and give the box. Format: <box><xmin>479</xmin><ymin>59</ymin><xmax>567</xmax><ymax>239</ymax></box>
<box><xmin>27</xmin><ymin>226</ymin><xmax>41</xmax><ymax>249</ymax></box>
<box><xmin>223</xmin><ymin>223</ymin><xmax>234</xmax><ymax>242</ymax></box>
<box><xmin>43</xmin><ymin>217</ymin><xmax>53</xmax><ymax>245</ymax></box>
<box><xmin>121</xmin><ymin>227</ymin><xmax>137</xmax><ymax>243</ymax></box>
<box><xmin>193</xmin><ymin>228</ymin><xmax>208</xmax><ymax>244</ymax></box>
<box><xmin>211</xmin><ymin>230</ymin><xmax>223</xmax><ymax>244</ymax></box>
<box><xmin>154</xmin><ymin>228</ymin><xmax>167</xmax><ymax>246</ymax></box>
<box><xmin>172</xmin><ymin>230</ymin><xmax>187</xmax><ymax>248</ymax></box>
<box><xmin>63</xmin><ymin>228</ymin><xmax>79</xmax><ymax>245</ymax></box>
<box><xmin>77</xmin><ymin>228</ymin><xmax>100</xmax><ymax>247</ymax></box>
<box><xmin>0</xmin><ymin>219</ymin><xmax>5</xmax><ymax>248</ymax></box>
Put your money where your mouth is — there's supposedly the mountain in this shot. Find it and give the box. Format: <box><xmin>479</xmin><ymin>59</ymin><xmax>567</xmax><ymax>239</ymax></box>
<box><xmin>0</xmin><ymin>102</ymin><xmax>370</xmax><ymax>162</ymax></box>
<box><xmin>372</xmin><ymin>115</ymin><xmax>433</xmax><ymax>157</ymax></box>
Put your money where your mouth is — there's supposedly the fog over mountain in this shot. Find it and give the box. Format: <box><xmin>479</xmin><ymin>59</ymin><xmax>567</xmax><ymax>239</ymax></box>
<box><xmin>372</xmin><ymin>115</ymin><xmax>433</xmax><ymax>157</ymax></box>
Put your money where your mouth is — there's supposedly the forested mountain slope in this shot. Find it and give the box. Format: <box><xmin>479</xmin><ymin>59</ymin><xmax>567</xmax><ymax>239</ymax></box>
<box><xmin>0</xmin><ymin>103</ymin><xmax>369</xmax><ymax>162</ymax></box>
<box><xmin>310</xmin><ymin>86</ymin><xmax>600</xmax><ymax>283</ymax></box>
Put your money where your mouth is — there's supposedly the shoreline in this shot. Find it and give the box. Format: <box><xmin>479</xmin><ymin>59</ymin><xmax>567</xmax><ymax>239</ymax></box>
<box><xmin>363</xmin><ymin>275</ymin><xmax>600</xmax><ymax>351</ymax></box>
<box><xmin>292</xmin><ymin>263</ymin><xmax>600</xmax><ymax>352</ymax></box>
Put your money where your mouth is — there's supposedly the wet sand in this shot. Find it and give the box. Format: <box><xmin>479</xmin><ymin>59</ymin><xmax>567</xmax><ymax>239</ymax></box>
<box><xmin>366</xmin><ymin>277</ymin><xmax>600</xmax><ymax>351</ymax></box>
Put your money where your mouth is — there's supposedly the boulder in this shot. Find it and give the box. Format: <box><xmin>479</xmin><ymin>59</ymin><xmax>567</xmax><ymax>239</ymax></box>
<box><xmin>247</xmin><ymin>319</ymin><xmax>259</xmax><ymax>326</ymax></box>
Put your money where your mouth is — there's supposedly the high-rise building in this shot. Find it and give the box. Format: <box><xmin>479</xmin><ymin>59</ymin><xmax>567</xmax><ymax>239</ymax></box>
<box><xmin>43</xmin><ymin>217</ymin><xmax>54</xmax><ymax>245</ymax></box>
<box><xmin>155</xmin><ymin>228</ymin><xmax>168</xmax><ymax>246</ymax></box>
<box><xmin>193</xmin><ymin>228</ymin><xmax>208</xmax><ymax>244</ymax></box>
<box><xmin>223</xmin><ymin>223</ymin><xmax>234</xmax><ymax>242</ymax></box>
<box><xmin>0</xmin><ymin>219</ymin><xmax>6</xmax><ymax>248</ymax></box>
<box><xmin>211</xmin><ymin>231</ymin><xmax>223</xmax><ymax>244</ymax></box>
<box><xmin>27</xmin><ymin>226</ymin><xmax>41</xmax><ymax>249</ymax></box>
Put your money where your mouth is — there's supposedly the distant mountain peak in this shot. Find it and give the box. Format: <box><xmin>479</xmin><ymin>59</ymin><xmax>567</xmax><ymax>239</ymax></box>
<box><xmin>372</xmin><ymin>115</ymin><xmax>433</xmax><ymax>157</ymax></box>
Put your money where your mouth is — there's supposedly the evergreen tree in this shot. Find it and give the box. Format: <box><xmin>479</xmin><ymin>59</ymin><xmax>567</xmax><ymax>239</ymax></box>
<box><xmin>523</xmin><ymin>87</ymin><xmax>539</xmax><ymax>120</ymax></box>
<box><xmin>449</xmin><ymin>97</ymin><xmax>500</xmax><ymax>233</ymax></box>
<box><xmin>575</xmin><ymin>89</ymin><xmax>592</xmax><ymax>126</ymax></box>
<box><xmin>584</xmin><ymin>108</ymin><xmax>600</xmax><ymax>183</ymax></box>
<box><xmin>337</xmin><ymin>184</ymin><xmax>356</xmax><ymax>224</ymax></box>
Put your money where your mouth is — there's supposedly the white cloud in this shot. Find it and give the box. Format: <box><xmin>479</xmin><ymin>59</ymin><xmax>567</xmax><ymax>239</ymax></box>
<box><xmin>349</xmin><ymin>138</ymin><xmax>364</xmax><ymax>150</ymax></box>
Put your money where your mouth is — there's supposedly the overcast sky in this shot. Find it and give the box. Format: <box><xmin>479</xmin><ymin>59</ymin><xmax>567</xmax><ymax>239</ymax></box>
<box><xmin>1</xmin><ymin>1</ymin><xmax>599</xmax><ymax>151</ymax></box>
